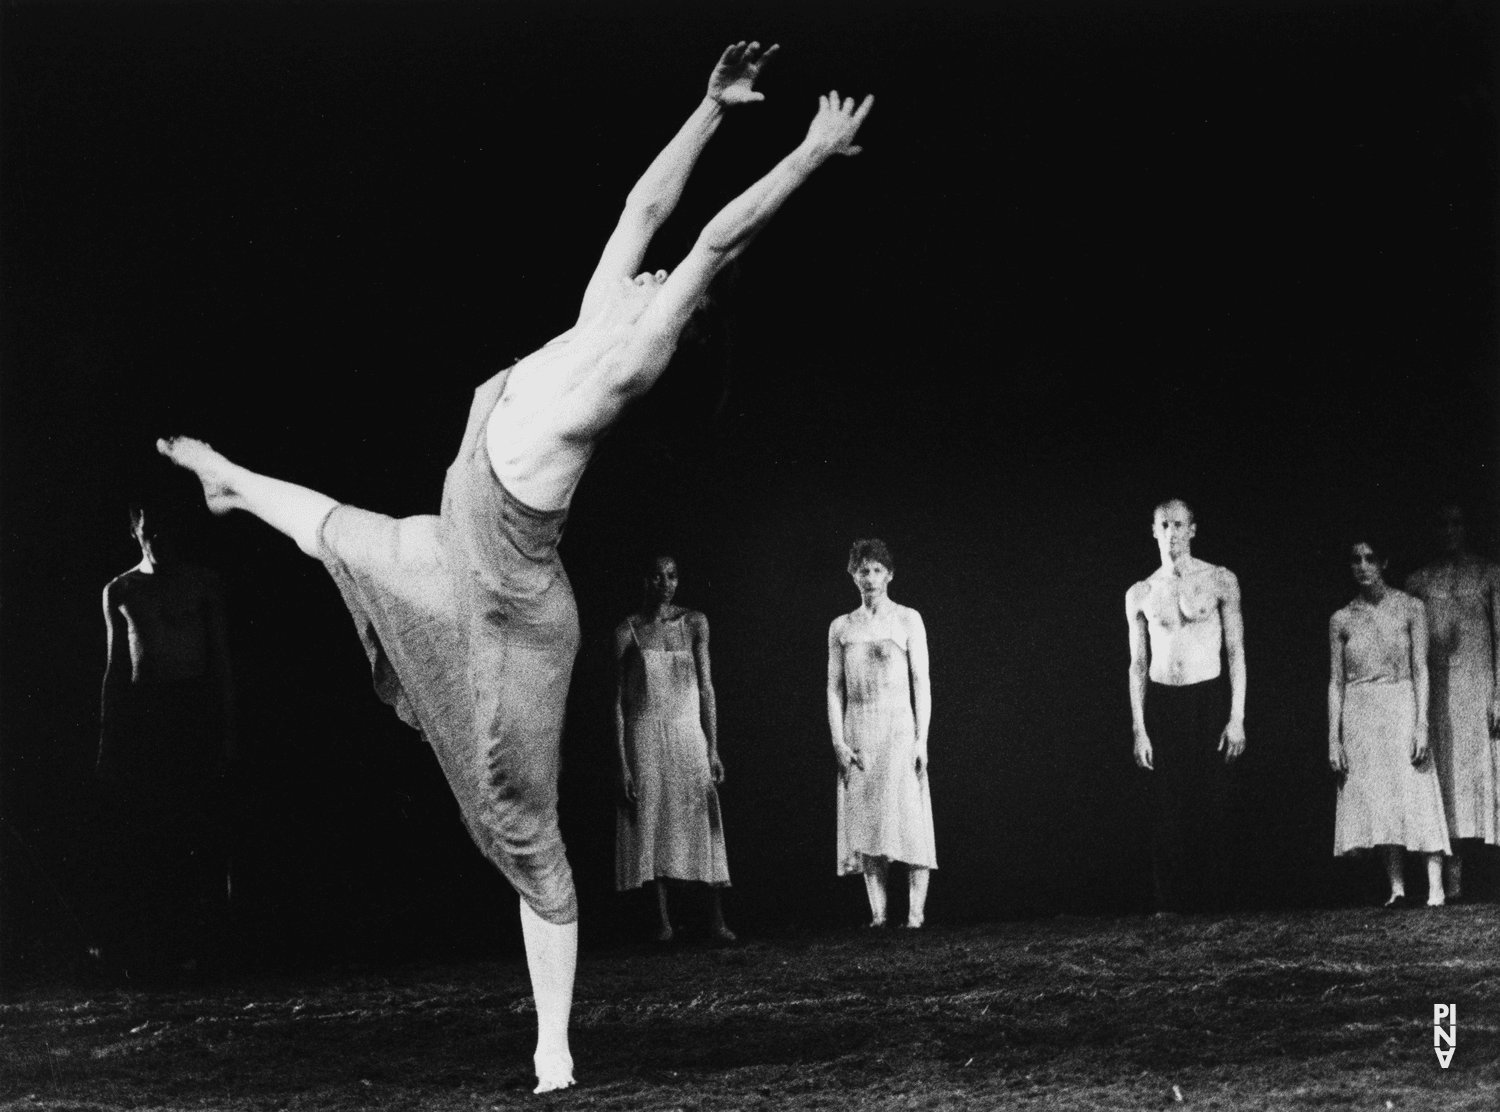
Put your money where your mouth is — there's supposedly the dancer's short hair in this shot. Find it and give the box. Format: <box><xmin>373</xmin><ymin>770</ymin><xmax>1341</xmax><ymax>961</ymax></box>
<box><xmin>847</xmin><ymin>538</ymin><xmax>895</xmax><ymax>575</ymax></box>
<box><xmin>1153</xmin><ymin>498</ymin><xmax>1195</xmax><ymax>524</ymax></box>
<box><xmin>643</xmin><ymin>553</ymin><xmax>679</xmax><ymax>577</ymax></box>
<box><xmin>1346</xmin><ymin>534</ymin><xmax>1391</xmax><ymax>567</ymax></box>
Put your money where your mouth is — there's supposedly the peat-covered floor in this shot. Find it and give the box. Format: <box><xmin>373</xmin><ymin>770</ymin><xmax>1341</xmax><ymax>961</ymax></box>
<box><xmin>2</xmin><ymin>906</ymin><xmax>1497</xmax><ymax>1111</ymax></box>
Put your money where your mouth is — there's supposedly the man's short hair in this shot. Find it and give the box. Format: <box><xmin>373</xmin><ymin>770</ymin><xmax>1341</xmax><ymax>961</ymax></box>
<box><xmin>847</xmin><ymin>538</ymin><xmax>895</xmax><ymax>575</ymax></box>
<box><xmin>1153</xmin><ymin>498</ymin><xmax>1194</xmax><ymax>524</ymax></box>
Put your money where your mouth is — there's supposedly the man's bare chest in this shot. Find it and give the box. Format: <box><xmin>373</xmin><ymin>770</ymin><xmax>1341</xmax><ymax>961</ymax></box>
<box><xmin>1147</xmin><ymin>575</ymin><xmax>1220</xmax><ymax>632</ymax></box>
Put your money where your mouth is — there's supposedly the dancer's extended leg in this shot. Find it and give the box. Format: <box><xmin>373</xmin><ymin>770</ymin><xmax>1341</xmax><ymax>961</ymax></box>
<box><xmin>906</xmin><ymin>866</ymin><xmax>929</xmax><ymax>928</ymax></box>
<box><xmin>157</xmin><ymin>438</ymin><xmax>336</xmax><ymax>558</ymax></box>
<box><xmin>861</xmin><ymin>855</ymin><xmax>889</xmax><ymax>927</ymax></box>
<box><xmin>520</xmin><ymin>900</ymin><xmax>577</xmax><ymax>1093</ymax></box>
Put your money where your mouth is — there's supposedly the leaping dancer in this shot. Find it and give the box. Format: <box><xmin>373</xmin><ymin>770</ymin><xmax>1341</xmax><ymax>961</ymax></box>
<box><xmin>159</xmin><ymin>43</ymin><xmax>872</xmax><ymax>1092</ymax></box>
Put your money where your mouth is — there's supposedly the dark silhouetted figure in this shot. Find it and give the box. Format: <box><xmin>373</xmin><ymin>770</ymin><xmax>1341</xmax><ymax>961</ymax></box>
<box><xmin>614</xmin><ymin>556</ymin><xmax>734</xmax><ymax>942</ymax></box>
<box><xmin>97</xmin><ymin>503</ymin><xmax>235</xmax><ymax>979</ymax></box>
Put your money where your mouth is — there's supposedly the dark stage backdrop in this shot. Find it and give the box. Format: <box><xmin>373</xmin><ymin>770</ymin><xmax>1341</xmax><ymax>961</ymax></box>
<box><xmin>3</xmin><ymin>0</ymin><xmax>1497</xmax><ymax>980</ymax></box>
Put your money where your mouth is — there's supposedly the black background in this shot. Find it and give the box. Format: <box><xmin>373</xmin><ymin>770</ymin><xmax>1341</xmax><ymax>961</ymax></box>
<box><xmin>3</xmin><ymin>0</ymin><xmax>1497</xmax><ymax>979</ymax></box>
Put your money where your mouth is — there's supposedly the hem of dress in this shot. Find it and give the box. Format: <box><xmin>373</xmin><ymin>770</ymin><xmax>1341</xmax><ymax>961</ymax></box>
<box><xmin>1334</xmin><ymin>841</ymin><xmax>1451</xmax><ymax>857</ymax></box>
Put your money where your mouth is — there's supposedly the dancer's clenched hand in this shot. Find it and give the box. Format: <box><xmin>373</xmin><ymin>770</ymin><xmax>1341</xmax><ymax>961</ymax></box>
<box><xmin>1133</xmin><ymin>730</ymin><xmax>1154</xmax><ymax>771</ymax></box>
<box><xmin>802</xmin><ymin>91</ymin><xmax>874</xmax><ymax>158</ymax></box>
<box><xmin>708</xmin><ymin>40</ymin><xmax>779</xmax><ymax>105</ymax></box>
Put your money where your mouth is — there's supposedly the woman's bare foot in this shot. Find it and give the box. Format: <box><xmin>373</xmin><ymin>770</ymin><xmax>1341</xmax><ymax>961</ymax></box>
<box><xmin>156</xmin><ymin>437</ymin><xmax>243</xmax><ymax>515</ymax></box>
<box><xmin>653</xmin><ymin>923</ymin><xmax>674</xmax><ymax>943</ymax></box>
<box><xmin>533</xmin><ymin>1049</ymin><xmax>575</xmax><ymax>1094</ymax></box>
<box><xmin>711</xmin><ymin>923</ymin><xmax>738</xmax><ymax>944</ymax></box>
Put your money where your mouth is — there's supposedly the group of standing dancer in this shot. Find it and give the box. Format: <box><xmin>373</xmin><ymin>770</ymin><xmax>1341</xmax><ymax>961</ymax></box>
<box><xmin>115</xmin><ymin>36</ymin><xmax>1499</xmax><ymax>1095</ymax></box>
<box><xmin>1123</xmin><ymin>497</ymin><xmax>1500</xmax><ymax>915</ymax></box>
<box><xmin>610</xmin><ymin>536</ymin><xmax>938</xmax><ymax>940</ymax></box>
<box><xmin>1331</xmin><ymin>505</ymin><xmax>1500</xmax><ymax>908</ymax></box>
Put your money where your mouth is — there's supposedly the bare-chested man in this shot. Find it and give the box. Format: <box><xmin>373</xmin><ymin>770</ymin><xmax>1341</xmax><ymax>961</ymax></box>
<box><xmin>1407</xmin><ymin>503</ymin><xmax>1500</xmax><ymax>899</ymax></box>
<box><xmin>1126</xmin><ymin>499</ymin><xmax>1246</xmax><ymax>912</ymax></box>
<box><xmin>97</xmin><ymin>503</ymin><xmax>236</xmax><ymax>977</ymax></box>
<box><xmin>158</xmin><ymin>43</ymin><xmax>872</xmax><ymax>1091</ymax></box>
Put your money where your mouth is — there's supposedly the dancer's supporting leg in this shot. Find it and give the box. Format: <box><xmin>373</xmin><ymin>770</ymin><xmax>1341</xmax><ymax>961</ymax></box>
<box><xmin>862</xmin><ymin>855</ymin><xmax>889</xmax><ymax>927</ymax></box>
<box><xmin>1381</xmin><ymin>845</ymin><xmax>1406</xmax><ymax>905</ymax></box>
<box><xmin>157</xmin><ymin>438</ymin><xmax>335</xmax><ymax>557</ymax></box>
<box><xmin>906</xmin><ymin>866</ymin><xmax>929</xmax><ymax>929</ymax></box>
<box><xmin>163</xmin><ymin>435</ymin><xmax>581</xmax><ymax>1088</ymax></box>
<box><xmin>520</xmin><ymin>901</ymin><xmax>577</xmax><ymax>1092</ymax></box>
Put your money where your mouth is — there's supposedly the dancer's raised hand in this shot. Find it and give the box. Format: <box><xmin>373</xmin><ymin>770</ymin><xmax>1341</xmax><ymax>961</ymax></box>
<box><xmin>802</xmin><ymin>91</ymin><xmax>875</xmax><ymax>158</ymax></box>
<box><xmin>708</xmin><ymin>41</ymin><xmax>779</xmax><ymax>105</ymax></box>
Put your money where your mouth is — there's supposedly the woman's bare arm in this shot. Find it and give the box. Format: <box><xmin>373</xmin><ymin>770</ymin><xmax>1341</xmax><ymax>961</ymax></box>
<box><xmin>613</xmin><ymin>621</ymin><xmax>636</xmax><ymax>802</ymax></box>
<box><xmin>827</xmin><ymin>618</ymin><xmax>859</xmax><ymax>779</ymax></box>
<box><xmin>577</xmin><ymin>42</ymin><xmax>777</xmax><ymax>322</ymax></box>
<box><xmin>618</xmin><ymin>91</ymin><xmax>874</xmax><ymax>386</ymax></box>
<box><xmin>907</xmin><ymin>609</ymin><xmax>932</xmax><ymax>776</ymax></box>
<box><xmin>1328</xmin><ymin>614</ymin><xmax>1347</xmax><ymax>772</ymax></box>
<box><xmin>1408</xmin><ymin>596</ymin><xmax>1431</xmax><ymax>763</ymax></box>
<box><xmin>691</xmin><ymin>612</ymin><xmax>723</xmax><ymax>784</ymax></box>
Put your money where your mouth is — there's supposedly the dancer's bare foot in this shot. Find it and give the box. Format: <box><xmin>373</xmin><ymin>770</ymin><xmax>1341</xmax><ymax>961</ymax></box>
<box><xmin>711</xmin><ymin>923</ymin><xmax>738</xmax><ymax>944</ymax></box>
<box><xmin>533</xmin><ymin>1049</ymin><xmax>575</xmax><ymax>1094</ymax></box>
<box><xmin>156</xmin><ymin>437</ymin><xmax>243</xmax><ymax>515</ymax></box>
<box><xmin>653</xmin><ymin>923</ymin><xmax>674</xmax><ymax>943</ymax></box>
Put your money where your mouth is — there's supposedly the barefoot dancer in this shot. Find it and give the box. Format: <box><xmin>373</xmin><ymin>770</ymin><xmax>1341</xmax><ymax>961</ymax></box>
<box><xmin>615</xmin><ymin>556</ymin><xmax>735</xmax><ymax>943</ymax></box>
<box><xmin>160</xmin><ymin>43</ymin><xmax>872</xmax><ymax>1091</ymax></box>
<box><xmin>827</xmin><ymin>539</ymin><xmax>936</xmax><ymax>929</ymax></box>
<box><xmin>1330</xmin><ymin>540</ymin><xmax>1451</xmax><ymax>906</ymax></box>
<box><xmin>1406</xmin><ymin>504</ymin><xmax>1500</xmax><ymax>900</ymax></box>
<box><xmin>1126</xmin><ymin>499</ymin><xmax>1247</xmax><ymax>913</ymax></box>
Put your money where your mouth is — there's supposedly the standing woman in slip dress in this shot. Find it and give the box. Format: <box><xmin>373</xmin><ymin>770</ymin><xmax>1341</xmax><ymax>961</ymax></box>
<box><xmin>614</xmin><ymin>555</ymin><xmax>734</xmax><ymax>942</ymax></box>
<box><xmin>827</xmin><ymin>538</ymin><xmax>937</xmax><ymax>928</ymax></box>
<box><xmin>1330</xmin><ymin>539</ymin><xmax>1451</xmax><ymax>907</ymax></box>
<box><xmin>1406</xmin><ymin>504</ymin><xmax>1500</xmax><ymax>900</ymax></box>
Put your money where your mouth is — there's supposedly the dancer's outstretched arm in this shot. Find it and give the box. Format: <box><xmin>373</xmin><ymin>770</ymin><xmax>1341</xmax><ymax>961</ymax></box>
<box><xmin>577</xmin><ymin>41</ymin><xmax>778</xmax><ymax>322</ymax></box>
<box><xmin>620</xmin><ymin>91</ymin><xmax>873</xmax><ymax>389</ymax></box>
